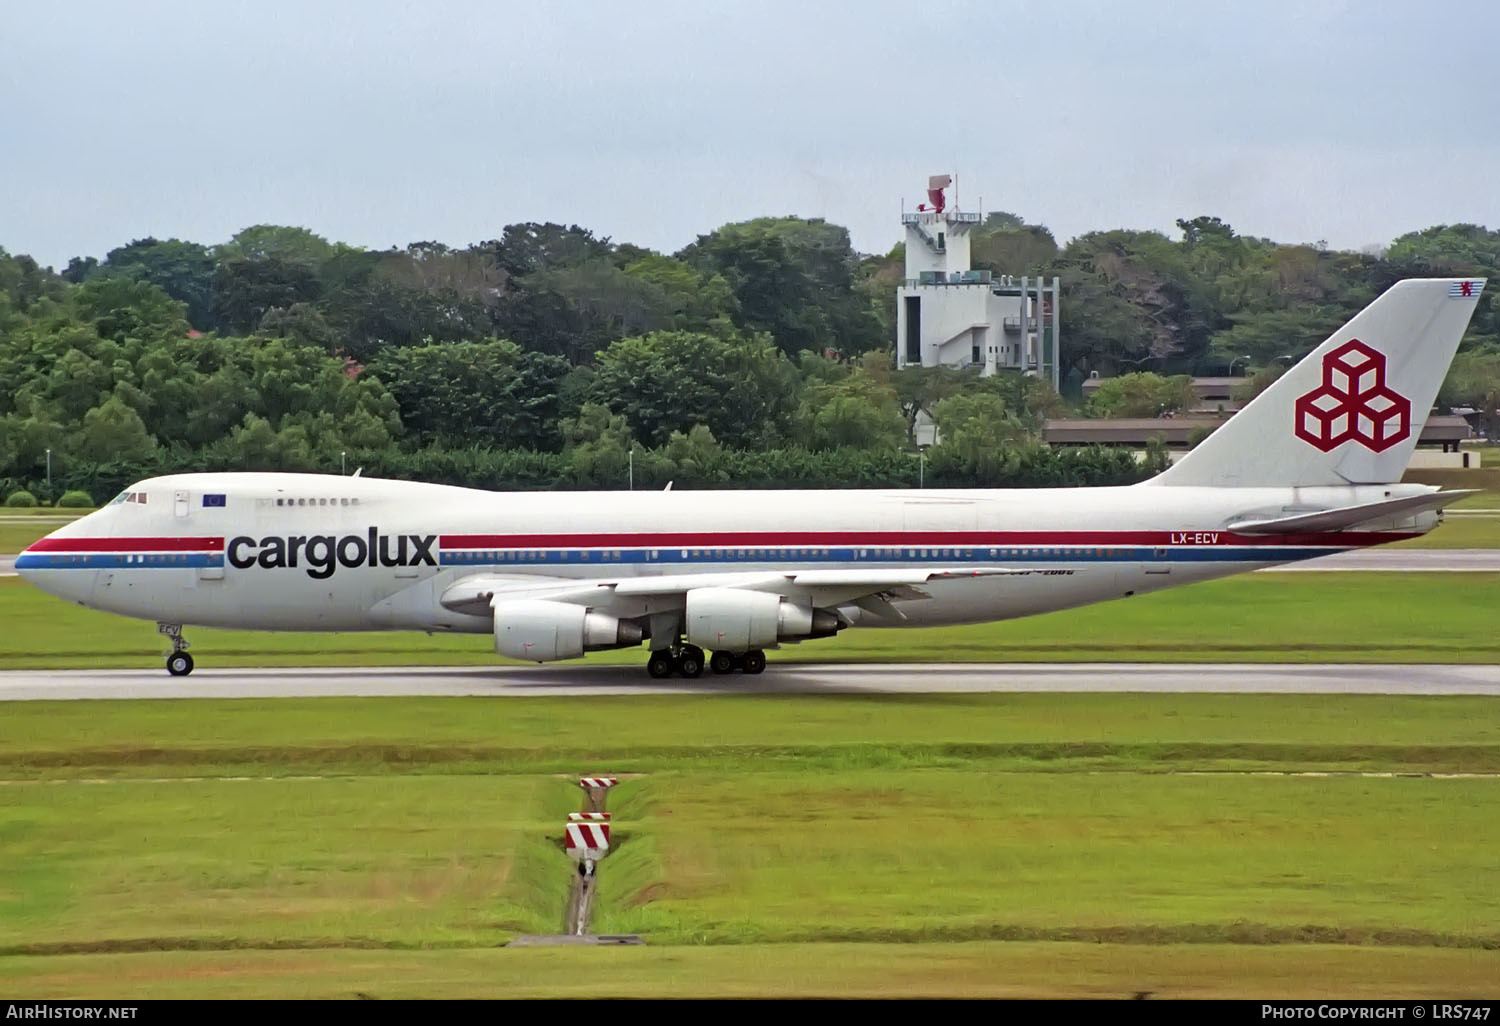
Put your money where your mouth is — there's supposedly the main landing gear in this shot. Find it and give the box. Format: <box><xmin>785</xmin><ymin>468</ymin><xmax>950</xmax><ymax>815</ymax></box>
<box><xmin>158</xmin><ymin>622</ymin><xmax>194</xmax><ymax>677</ymax></box>
<box><xmin>714</xmin><ymin>650</ymin><xmax>766</xmax><ymax>675</ymax></box>
<box><xmin>645</xmin><ymin>645</ymin><xmax>766</xmax><ymax>678</ymax></box>
<box><xmin>647</xmin><ymin>644</ymin><xmax>705</xmax><ymax>679</ymax></box>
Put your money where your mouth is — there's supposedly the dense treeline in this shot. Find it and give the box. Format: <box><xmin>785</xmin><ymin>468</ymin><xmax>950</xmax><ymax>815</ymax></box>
<box><xmin>1</xmin><ymin>212</ymin><xmax>1496</xmax><ymax>501</ymax></box>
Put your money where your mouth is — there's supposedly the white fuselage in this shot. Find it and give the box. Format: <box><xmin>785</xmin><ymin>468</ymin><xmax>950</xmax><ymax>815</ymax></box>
<box><xmin>19</xmin><ymin>472</ymin><xmax>1433</xmax><ymax>640</ymax></box>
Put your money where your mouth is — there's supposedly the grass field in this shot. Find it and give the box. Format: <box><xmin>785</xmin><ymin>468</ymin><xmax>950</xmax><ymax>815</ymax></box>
<box><xmin>5</xmin><ymin>943</ymin><xmax>1495</xmax><ymax>999</ymax></box>
<box><xmin>7</xmin><ymin>571</ymin><xmax>1499</xmax><ymax>669</ymax></box>
<box><xmin>5</xmin><ymin>693</ymin><xmax>1499</xmax><ymax>777</ymax></box>
<box><xmin>1391</xmin><ymin>513</ymin><xmax>1500</xmax><ymax>547</ymax></box>
<box><xmin>5</xmin><ymin>486</ymin><xmax>1499</xmax><ymax>996</ymax></box>
<box><xmin>0</xmin><ymin>511</ymin><xmax>87</xmax><ymax>554</ymax></box>
<box><xmin>2</xmin><ymin>694</ymin><xmax>1498</xmax><ymax>997</ymax></box>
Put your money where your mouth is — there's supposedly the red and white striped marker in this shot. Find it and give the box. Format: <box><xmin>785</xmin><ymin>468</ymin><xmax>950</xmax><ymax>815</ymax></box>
<box><xmin>564</xmin><ymin>820</ymin><xmax>611</xmax><ymax>859</ymax></box>
<box><xmin>567</xmin><ymin>812</ymin><xmax>611</xmax><ymax>822</ymax></box>
<box><xmin>578</xmin><ymin>777</ymin><xmax>618</xmax><ymax>790</ymax></box>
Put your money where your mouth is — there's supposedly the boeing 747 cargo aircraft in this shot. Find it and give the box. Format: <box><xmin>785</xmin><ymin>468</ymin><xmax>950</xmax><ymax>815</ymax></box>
<box><xmin>18</xmin><ymin>278</ymin><xmax>1485</xmax><ymax>678</ymax></box>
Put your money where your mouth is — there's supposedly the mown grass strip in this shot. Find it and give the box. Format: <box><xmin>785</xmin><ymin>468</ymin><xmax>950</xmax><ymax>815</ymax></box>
<box><xmin>5</xmin><ymin>572</ymin><xmax>1500</xmax><ymax>667</ymax></box>
<box><xmin>594</xmin><ymin>772</ymin><xmax>1500</xmax><ymax>945</ymax></box>
<box><xmin>6</xmin><ymin>741</ymin><xmax>1500</xmax><ymax>778</ymax></box>
<box><xmin>1</xmin><ymin>943</ymin><xmax>1494</xmax><ymax>1000</ymax></box>
<box><xmin>5</xmin><ymin>693</ymin><xmax>1499</xmax><ymax>772</ymax></box>
<box><xmin>5</xmin><ymin>921</ymin><xmax>1498</xmax><ymax>958</ymax></box>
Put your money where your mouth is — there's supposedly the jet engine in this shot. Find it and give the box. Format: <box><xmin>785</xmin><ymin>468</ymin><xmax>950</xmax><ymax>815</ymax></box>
<box><xmin>493</xmin><ymin>600</ymin><xmax>642</xmax><ymax>662</ymax></box>
<box><xmin>684</xmin><ymin>588</ymin><xmax>841</xmax><ymax>651</ymax></box>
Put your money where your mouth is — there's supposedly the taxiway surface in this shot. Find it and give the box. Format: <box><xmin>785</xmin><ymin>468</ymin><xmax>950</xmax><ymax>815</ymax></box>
<box><xmin>1263</xmin><ymin>548</ymin><xmax>1500</xmax><ymax>571</ymax></box>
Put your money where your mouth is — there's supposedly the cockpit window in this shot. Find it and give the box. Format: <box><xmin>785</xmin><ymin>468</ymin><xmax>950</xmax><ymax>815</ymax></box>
<box><xmin>110</xmin><ymin>491</ymin><xmax>148</xmax><ymax>505</ymax></box>
<box><xmin>109</xmin><ymin>492</ymin><xmax>129</xmax><ymax>505</ymax></box>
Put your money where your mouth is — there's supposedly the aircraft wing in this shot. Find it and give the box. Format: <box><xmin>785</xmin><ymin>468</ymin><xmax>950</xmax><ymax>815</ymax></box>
<box><xmin>439</xmin><ymin>566</ymin><xmax>1021</xmax><ymax>618</ymax></box>
<box><xmin>1227</xmin><ymin>490</ymin><xmax>1478</xmax><ymax>534</ymax></box>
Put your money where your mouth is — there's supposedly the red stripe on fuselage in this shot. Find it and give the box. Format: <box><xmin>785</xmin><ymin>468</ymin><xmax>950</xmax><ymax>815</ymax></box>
<box><xmin>23</xmin><ymin>536</ymin><xmax>225</xmax><ymax>553</ymax></box>
<box><xmin>439</xmin><ymin>530</ymin><xmax>1419</xmax><ymax>549</ymax></box>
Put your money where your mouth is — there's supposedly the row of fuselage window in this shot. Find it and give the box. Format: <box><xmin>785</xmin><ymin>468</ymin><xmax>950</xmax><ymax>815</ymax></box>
<box><xmin>275</xmin><ymin>497</ymin><xmax>361</xmax><ymax>507</ymax></box>
<box><xmin>56</xmin><ymin>547</ymin><xmax>1150</xmax><ymax>568</ymax></box>
<box><xmin>44</xmin><ymin>553</ymin><xmax>202</xmax><ymax>565</ymax></box>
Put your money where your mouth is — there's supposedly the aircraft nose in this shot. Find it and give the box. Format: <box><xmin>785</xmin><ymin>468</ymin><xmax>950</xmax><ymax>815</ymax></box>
<box><xmin>15</xmin><ymin>530</ymin><xmax>100</xmax><ymax>606</ymax></box>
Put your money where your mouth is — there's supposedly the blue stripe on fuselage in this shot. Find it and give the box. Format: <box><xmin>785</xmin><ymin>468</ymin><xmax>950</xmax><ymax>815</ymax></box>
<box><xmin>15</xmin><ymin>553</ymin><xmax>225</xmax><ymax>570</ymax></box>
<box><xmin>17</xmin><ymin>546</ymin><xmax>1352</xmax><ymax>571</ymax></box>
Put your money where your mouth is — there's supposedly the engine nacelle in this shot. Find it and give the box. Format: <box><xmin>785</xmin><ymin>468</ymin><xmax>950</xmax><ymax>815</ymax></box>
<box><xmin>684</xmin><ymin>588</ymin><xmax>841</xmax><ymax>651</ymax></box>
<box><xmin>493</xmin><ymin>600</ymin><xmax>642</xmax><ymax>662</ymax></box>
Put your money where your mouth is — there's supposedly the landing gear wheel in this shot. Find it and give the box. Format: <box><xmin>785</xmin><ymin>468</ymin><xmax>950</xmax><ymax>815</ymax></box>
<box><xmin>742</xmin><ymin>650</ymin><xmax>767</xmax><ymax>675</ymax></box>
<box><xmin>709</xmin><ymin>651</ymin><xmax>736</xmax><ymax>675</ymax></box>
<box><xmin>647</xmin><ymin>650</ymin><xmax>675</xmax><ymax>678</ymax></box>
<box><xmin>166</xmin><ymin>652</ymin><xmax>194</xmax><ymax>677</ymax></box>
<box><xmin>676</xmin><ymin>645</ymin><xmax>705</xmax><ymax>679</ymax></box>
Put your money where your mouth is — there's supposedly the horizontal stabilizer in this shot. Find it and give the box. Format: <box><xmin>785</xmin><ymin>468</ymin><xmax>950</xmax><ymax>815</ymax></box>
<box><xmin>1228</xmin><ymin>490</ymin><xmax>1477</xmax><ymax>534</ymax></box>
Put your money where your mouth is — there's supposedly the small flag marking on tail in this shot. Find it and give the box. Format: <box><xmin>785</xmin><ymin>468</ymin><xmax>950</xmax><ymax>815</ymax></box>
<box><xmin>1450</xmin><ymin>281</ymin><xmax>1483</xmax><ymax>298</ymax></box>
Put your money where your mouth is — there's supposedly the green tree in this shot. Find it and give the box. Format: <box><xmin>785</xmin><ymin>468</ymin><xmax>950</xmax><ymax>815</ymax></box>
<box><xmin>622</xmin><ymin>253</ymin><xmax>738</xmax><ymax>332</ymax></box>
<box><xmin>216</xmin><ymin>225</ymin><xmax>340</xmax><ymax>265</ymax></box>
<box><xmin>662</xmin><ymin>424</ymin><xmax>727</xmax><ymax>484</ymax></box>
<box><xmin>99</xmin><ymin>238</ymin><xmax>217</xmax><ymax>329</ymax></box>
<box><xmin>72</xmin><ymin>394</ymin><xmax>158</xmax><ymax>461</ymax></box>
<box><xmin>795</xmin><ymin>368</ymin><xmax>907</xmax><ymax>451</ymax></box>
<box><xmin>563</xmin><ymin>402</ymin><xmax>643</xmax><ymax>487</ymax></box>
<box><xmin>212</xmin><ymin>257</ymin><xmax>321</xmax><ymax>334</ymax></box>
<box><xmin>969</xmin><ymin>212</ymin><xmax>1060</xmax><ymax>275</ymax></box>
<box><xmin>680</xmin><ymin>217</ymin><xmax>883</xmax><ymax>357</ymax></box>
<box><xmin>893</xmin><ymin>365</ymin><xmax>969</xmax><ymax>444</ymax></box>
<box><xmin>929</xmin><ymin>392</ymin><xmax>1039</xmax><ymax>480</ymax></box>
<box><xmin>588</xmin><ymin>331</ymin><xmax>796</xmax><ymax>447</ymax></box>
<box><xmin>1085</xmin><ymin>372</ymin><xmax>1196</xmax><ymax>417</ymax></box>
<box><xmin>1055</xmin><ymin>229</ymin><xmax>1219</xmax><ymax>374</ymax></box>
<box><xmin>228</xmin><ymin>413</ymin><xmax>314</xmax><ymax>470</ymax></box>
<box><xmin>368</xmin><ymin>340</ymin><xmax>567</xmax><ymax>450</ymax></box>
<box><xmin>0</xmin><ymin>248</ymin><xmax>66</xmax><ymax>311</ymax></box>
<box><xmin>482</xmin><ymin>222</ymin><xmax>611</xmax><ymax>278</ymax></box>
<box><xmin>1440</xmin><ymin>348</ymin><xmax>1500</xmax><ymax>439</ymax></box>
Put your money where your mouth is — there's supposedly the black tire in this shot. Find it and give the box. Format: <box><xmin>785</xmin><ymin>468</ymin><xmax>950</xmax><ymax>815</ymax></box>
<box><xmin>676</xmin><ymin>648</ymin><xmax>704</xmax><ymax>679</ymax></box>
<box><xmin>709</xmin><ymin>651</ymin><xmax>736</xmax><ymax>675</ymax></box>
<box><xmin>166</xmin><ymin>652</ymin><xmax>194</xmax><ymax>677</ymax></box>
<box><xmin>742</xmin><ymin>650</ymin><xmax>766</xmax><ymax>675</ymax></box>
<box><xmin>647</xmin><ymin>651</ymin><xmax>675</xmax><ymax>678</ymax></box>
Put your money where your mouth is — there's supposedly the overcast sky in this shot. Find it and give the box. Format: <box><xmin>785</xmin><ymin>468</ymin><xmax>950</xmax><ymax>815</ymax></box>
<box><xmin>3</xmin><ymin>0</ymin><xmax>1497</xmax><ymax>268</ymax></box>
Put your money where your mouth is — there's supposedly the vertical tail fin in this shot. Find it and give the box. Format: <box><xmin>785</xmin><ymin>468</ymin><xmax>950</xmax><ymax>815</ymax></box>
<box><xmin>1148</xmin><ymin>278</ymin><xmax>1484</xmax><ymax>488</ymax></box>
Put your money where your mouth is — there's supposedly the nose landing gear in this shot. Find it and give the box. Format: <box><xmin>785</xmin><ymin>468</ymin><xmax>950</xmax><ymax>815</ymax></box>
<box><xmin>158</xmin><ymin>623</ymin><xmax>194</xmax><ymax>676</ymax></box>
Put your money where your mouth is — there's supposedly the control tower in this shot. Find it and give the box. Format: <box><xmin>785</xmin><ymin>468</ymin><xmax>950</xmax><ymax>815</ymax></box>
<box><xmin>895</xmin><ymin>174</ymin><xmax>1060</xmax><ymax>389</ymax></box>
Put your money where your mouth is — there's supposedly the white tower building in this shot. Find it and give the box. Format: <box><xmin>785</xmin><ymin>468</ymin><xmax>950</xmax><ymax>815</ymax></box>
<box><xmin>895</xmin><ymin>175</ymin><xmax>1060</xmax><ymax>389</ymax></box>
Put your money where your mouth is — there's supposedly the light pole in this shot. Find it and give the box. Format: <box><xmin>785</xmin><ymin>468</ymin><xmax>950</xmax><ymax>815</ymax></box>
<box><xmin>45</xmin><ymin>448</ymin><xmax>51</xmax><ymax>495</ymax></box>
<box><xmin>628</xmin><ymin>448</ymin><xmax>634</xmax><ymax>491</ymax></box>
<box><xmin>340</xmin><ymin>451</ymin><xmax>346</xmax><ymax>475</ymax></box>
<box><xmin>918</xmin><ymin>446</ymin><xmax>927</xmax><ymax>488</ymax></box>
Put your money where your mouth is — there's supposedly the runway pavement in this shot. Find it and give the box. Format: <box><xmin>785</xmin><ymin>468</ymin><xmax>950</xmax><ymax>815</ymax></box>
<box><xmin>1261</xmin><ymin>548</ymin><xmax>1500</xmax><ymax>571</ymax></box>
<box><xmin>0</xmin><ymin>662</ymin><xmax>1496</xmax><ymax>700</ymax></box>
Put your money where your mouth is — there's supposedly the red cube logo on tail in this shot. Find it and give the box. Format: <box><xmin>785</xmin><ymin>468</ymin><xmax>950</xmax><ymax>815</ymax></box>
<box><xmin>1293</xmin><ymin>339</ymin><xmax>1410</xmax><ymax>452</ymax></box>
